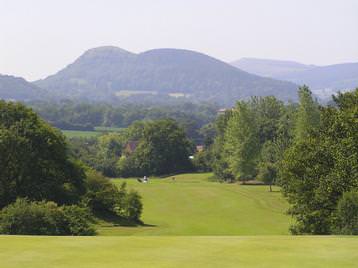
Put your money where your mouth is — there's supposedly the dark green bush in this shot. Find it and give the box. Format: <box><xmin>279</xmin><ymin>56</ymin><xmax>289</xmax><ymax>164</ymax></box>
<box><xmin>84</xmin><ymin>170</ymin><xmax>143</xmax><ymax>222</ymax></box>
<box><xmin>124</xmin><ymin>190</ymin><xmax>143</xmax><ymax>222</ymax></box>
<box><xmin>62</xmin><ymin>205</ymin><xmax>96</xmax><ymax>236</ymax></box>
<box><xmin>0</xmin><ymin>198</ymin><xmax>95</xmax><ymax>235</ymax></box>
<box><xmin>334</xmin><ymin>191</ymin><xmax>358</xmax><ymax>235</ymax></box>
<box><xmin>83</xmin><ymin>170</ymin><xmax>119</xmax><ymax>213</ymax></box>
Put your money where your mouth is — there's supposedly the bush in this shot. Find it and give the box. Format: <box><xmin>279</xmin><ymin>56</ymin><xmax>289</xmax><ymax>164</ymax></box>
<box><xmin>124</xmin><ymin>191</ymin><xmax>143</xmax><ymax>222</ymax></box>
<box><xmin>84</xmin><ymin>170</ymin><xmax>119</xmax><ymax>213</ymax></box>
<box><xmin>84</xmin><ymin>170</ymin><xmax>143</xmax><ymax>222</ymax></box>
<box><xmin>334</xmin><ymin>191</ymin><xmax>358</xmax><ymax>235</ymax></box>
<box><xmin>114</xmin><ymin>183</ymin><xmax>143</xmax><ymax>222</ymax></box>
<box><xmin>0</xmin><ymin>198</ymin><xmax>95</xmax><ymax>235</ymax></box>
<box><xmin>62</xmin><ymin>205</ymin><xmax>96</xmax><ymax>236</ymax></box>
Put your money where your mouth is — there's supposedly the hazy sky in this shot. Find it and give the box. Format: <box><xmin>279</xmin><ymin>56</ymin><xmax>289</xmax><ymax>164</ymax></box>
<box><xmin>1</xmin><ymin>0</ymin><xmax>358</xmax><ymax>81</ymax></box>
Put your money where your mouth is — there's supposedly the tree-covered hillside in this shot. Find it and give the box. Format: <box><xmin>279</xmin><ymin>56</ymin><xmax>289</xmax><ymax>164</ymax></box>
<box><xmin>34</xmin><ymin>46</ymin><xmax>299</xmax><ymax>106</ymax></box>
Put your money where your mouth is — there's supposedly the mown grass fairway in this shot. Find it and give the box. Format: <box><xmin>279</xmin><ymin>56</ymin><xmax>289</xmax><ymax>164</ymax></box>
<box><xmin>1</xmin><ymin>236</ymin><xmax>357</xmax><ymax>268</ymax></box>
<box><xmin>99</xmin><ymin>173</ymin><xmax>291</xmax><ymax>235</ymax></box>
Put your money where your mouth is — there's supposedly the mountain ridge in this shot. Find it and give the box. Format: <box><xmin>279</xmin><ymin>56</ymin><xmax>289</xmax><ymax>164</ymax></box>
<box><xmin>231</xmin><ymin>58</ymin><xmax>358</xmax><ymax>101</ymax></box>
<box><xmin>0</xmin><ymin>74</ymin><xmax>47</xmax><ymax>101</ymax></box>
<box><xmin>34</xmin><ymin>46</ymin><xmax>299</xmax><ymax>105</ymax></box>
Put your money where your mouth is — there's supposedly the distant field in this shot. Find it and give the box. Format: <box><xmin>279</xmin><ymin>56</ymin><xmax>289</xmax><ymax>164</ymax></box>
<box><xmin>62</xmin><ymin>130</ymin><xmax>100</xmax><ymax>138</ymax></box>
<box><xmin>99</xmin><ymin>173</ymin><xmax>291</xmax><ymax>235</ymax></box>
<box><xmin>62</xmin><ymin>127</ymin><xmax>123</xmax><ymax>138</ymax></box>
<box><xmin>1</xmin><ymin>236</ymin><xmax>357</xmax><ymax>268</ymax></box>
<box><xmin>94</xmin><ymin>126</ymin><xmax>123</xmax><ymax>132</ymax></box>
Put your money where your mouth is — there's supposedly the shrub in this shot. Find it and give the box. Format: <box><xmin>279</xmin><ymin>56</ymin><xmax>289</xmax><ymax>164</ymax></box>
<box><xmin>83</xmin><ymin>170</ymin><xmax>119</xmax><ymax>213</ymax></box>
<box><xmin>124</xmin><ymin>190</ymin><xmax>143</xmax><ymax>222</ymax></box>
<box><xmin>334</xmin><ymin>191</ymin><xmax>358</xmax><ymax>235</ymax></box>
<box><xmin>62</xmin><ymin>205</ymin><xmax>96</xmax><ymax>236</ymax></box>
<box><xmin>0</xmin><ymin>198</ymin><xmax>95</xmax><ymax>235</ymax></box>
<box><xmin>83</xmin><ymin>170</ymin><xmax>143</xmax><ymax>222</ymax></box>
<box><xmin>114</xmin><ymin>183</ymin><xmax>143</xmax><ymax>222</ymax></box>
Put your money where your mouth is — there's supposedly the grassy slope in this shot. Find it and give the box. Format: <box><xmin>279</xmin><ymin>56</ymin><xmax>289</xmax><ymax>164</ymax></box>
<box><xmin>1</xmin><ymin>236</ymin><xmax>357</xmax><ymax>268</ymax></box>
<box><xmin>99</xmin><ymin>173</ymin><xmax>291</xmax><ymax>235</ymax></box>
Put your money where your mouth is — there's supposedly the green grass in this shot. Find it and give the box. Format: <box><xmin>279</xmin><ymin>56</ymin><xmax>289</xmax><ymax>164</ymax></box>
<box><xmin>1</xmin><ymin>236</ymin><xmax>357</xmax><ymax>268</ymax></box>
<box><xmin>62</xmin><ymin>130</ymin><xmax>100</xmax><ymax>138</ymax></box>
<box><xmin>62</xmin><ymin>127</ymin><xmax>124</xmax><ymax>138</ymax></box>
<box><xmin>98</xmin><ymin>173</ymin><xmax>291</xmax><ymax>236</ymax></box>
<box><xmin>2</xmin><ymin>173</ymin><xmax>357</xmax><ymax>267</ymax></box>
<box><xmin>94</xmin><ymin>126</ymin><xmax>123</xmax><ymax>132</ymax></box>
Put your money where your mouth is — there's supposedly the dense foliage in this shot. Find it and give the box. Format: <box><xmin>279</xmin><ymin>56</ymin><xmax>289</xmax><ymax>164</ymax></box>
<box><xmin>118</xmin><ymin>119</ymin><xmax>194</xmax><ymax>177</ymax></box>
<box><xmin>209</xmin><ymin>87</ymin><xmax>358</xmax><ymax>234</ymax></box>
<box><xmin>84</xmin><ymin>170</ymin><xmax>142</xmax><ymax>221</ymax></box>
<box><xmin>69</xmin><ymin>119</ymin><xmax>193</xmax><ymax>177</ymax></box>
<box><xmin>211</xmin><ymin>95</ymin><xmax>296</xmax><ymax>185</ymax></box>
<box><xmin>0</xmin><ymin>101</ymin><xmax>86</xmax><ymax>208</ymax></box>
<box><xmin>280</xmin><ymin>89</ymin><xmax>358</xmax><ymax>234</ymax></box>
<box><xmin>0</xmin><ymin>101</ymin><xmax>143</xmax><ymax>235</ymax></box>
<box><xmin>0</xmin><ymin>198</ymin><xmax>95</xmax><ymax>235</ymax></box>
<box><xmin>31</xmin><ymin>100</ymin><xmax>218</xmax><ymax>144</ymax></box>
<box><xmin>334</xmin><ymin>191</ymin><xmax>358</xmax><ymax>235</ymax></box>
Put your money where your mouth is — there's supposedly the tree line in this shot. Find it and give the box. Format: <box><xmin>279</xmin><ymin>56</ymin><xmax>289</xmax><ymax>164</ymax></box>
<box><xmin>30</xmin><ymin>100</ymin><xmax>218</xmax><ymax>144</ymax></box>
<box><xmin>69</xmin><ymin>119</ymin><xmax>194</xmax><ymax>178</ymax></box>
<box><xmin>203</xmin><ymin>87</ymin><xmax>358</xmax><ymax>234</ymax></box>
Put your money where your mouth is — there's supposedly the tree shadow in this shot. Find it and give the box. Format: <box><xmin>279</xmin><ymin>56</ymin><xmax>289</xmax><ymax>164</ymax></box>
<box><xmin>94</xmin><ymin>211</ymin><xmax>156</xmax><ymax>228</ymax></box>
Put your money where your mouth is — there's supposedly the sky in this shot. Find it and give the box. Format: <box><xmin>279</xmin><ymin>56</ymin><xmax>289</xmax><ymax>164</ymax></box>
<box><xmin>1</xmin><ymin>0</ymin><xmax>358</xmax><ymax>81</ymax></box>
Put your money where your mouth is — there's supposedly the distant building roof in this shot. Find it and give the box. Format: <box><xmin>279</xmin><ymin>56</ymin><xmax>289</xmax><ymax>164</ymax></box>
<box><xmin>196</xmin><ymin>145</ymin><xmax>204</xmax><ymax>152</ymax></box>
<box><xmin>125</xmin><ymin>141</ymin><xmax>139</xmax><ymax>154</ymax></box>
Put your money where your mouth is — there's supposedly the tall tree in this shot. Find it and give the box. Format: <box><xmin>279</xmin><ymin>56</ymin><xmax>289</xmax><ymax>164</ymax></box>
<box><xmin>224</xmin><ymin>102</ymin><xmax>260</xmax><ymax>181</ymax></box>
<box><xmin>211</xmin><ymin>110</ymin><xmax>234</xmax><ymax>182</ymax></box>
<box><xmin>294</xmin><ymin>85</ymin><xmax>320</xmax><ymax>142</ymax></box>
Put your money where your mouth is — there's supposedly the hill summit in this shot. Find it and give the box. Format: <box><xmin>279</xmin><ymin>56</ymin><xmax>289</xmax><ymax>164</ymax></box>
<box><xmin>35</xmin><ymin>47</ymin><xmax>298</xmax><ymax>105</ymax></box>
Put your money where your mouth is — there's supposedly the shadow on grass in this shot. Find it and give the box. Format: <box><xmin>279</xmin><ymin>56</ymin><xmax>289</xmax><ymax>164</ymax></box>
<box><xmin>94</xmin><ymin>211</ymin><xmax>156</xmax><ymax>228</ymax></box>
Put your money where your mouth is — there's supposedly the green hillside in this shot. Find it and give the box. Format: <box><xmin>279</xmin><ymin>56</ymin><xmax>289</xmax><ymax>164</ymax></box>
<box><xmin>98</xmin><ymin>173</ymin><xmax>291</xmax><ymax>235</ymax></box>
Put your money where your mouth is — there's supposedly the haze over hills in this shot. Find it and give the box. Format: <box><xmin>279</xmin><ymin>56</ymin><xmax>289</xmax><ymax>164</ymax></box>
<box><xmin>231</xmin><ymin>58</ymin><xmax>317</xmax><ymax>78</ymax></box>
<box><xmin>34</xmin><ymin>46</ymin><xmax>299</xmax><ymax>106</ymax></box>
<box><xmin>232</xmin><ymin>58</ymin><xmax>358</xmax><ymax>101</ymax></box>
<box><xmin>0</xmin><ymin>74</ymin><xmax>47</xmax><ymax>101</ymax></box>
<box><xmin>278</xmin><ymin>62</ymin><xmax>358</xmax><ymax>98</ymax></box>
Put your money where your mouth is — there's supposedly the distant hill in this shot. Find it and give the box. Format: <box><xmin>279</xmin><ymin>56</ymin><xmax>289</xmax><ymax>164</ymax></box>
<box><xmin>231</xmin><ymin>58</ymin><xmax>316</xmax><ymax>78</ymax></box>
<box><xmin>0</xmin><ymin>74</ymin><xmax>46</xmax><ymax>101</ymax></box>
<box><xmin>278</xmin><ymin>62</ymin><xmax>358</xmax><ymax>96</ymax></box>
<box><xmin>35</xmin><ymin>46</ymin><xmax>298</xmax><ymax>106</ymax></box>
<box><xmin>231</xmin><ymin>58</ymin><xmax>358</xmax><ymax>101</ymax></box>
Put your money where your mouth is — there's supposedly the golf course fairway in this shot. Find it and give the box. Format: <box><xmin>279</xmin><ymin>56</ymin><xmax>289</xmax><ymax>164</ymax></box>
<box><xmin>1</xmin><ymin>236</ymin><xmax>357</xmax><ymax>268</ymax></box>
<box><xmin>100</xmin><ymin>173</ymin><xmax>290</xmax><ymax>235</ymax></box>
<box><xmin>1</xmin><ymin>174</ymin><xmax>357</xmax><ymax>267</ymax></box>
